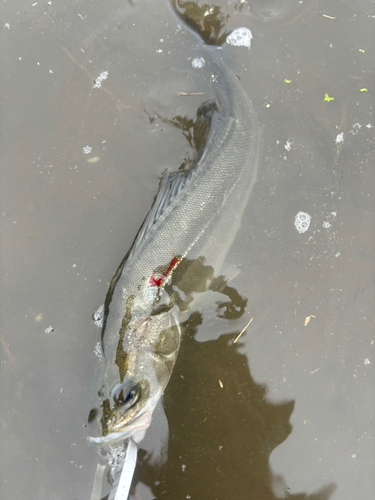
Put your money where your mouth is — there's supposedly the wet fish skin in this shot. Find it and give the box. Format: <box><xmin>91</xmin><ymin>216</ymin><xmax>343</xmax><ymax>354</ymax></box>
<box><xmin>89</xmin><ymin>46</ymin><xmax>259</xmax><ymax>446</ymax></box>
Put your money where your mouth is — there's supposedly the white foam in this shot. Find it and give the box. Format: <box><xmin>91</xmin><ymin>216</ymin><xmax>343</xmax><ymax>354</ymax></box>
<box><xmin>226</xmin><ymin>27</ymin><xmax>253</xmax><ymax>49</ymax></box>
<box><xmin>294</xmin><ymin>211</ymin><xmax>311</xmax><ymax>233</ymax></box>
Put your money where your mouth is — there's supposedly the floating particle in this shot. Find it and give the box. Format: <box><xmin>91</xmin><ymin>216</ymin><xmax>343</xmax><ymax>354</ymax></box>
<box><xmin>87</xmin><ymin>156</ymin><xmax>100</xmax><ymax>163</ymax></box>
<box><xmin>335</xmin><ymin>132</ymin><xmax>344</xmax><ymax>144</ymax></box>
<box><xmin>192</xmin><ymin>57</ymin><xmax>205</xmax><ymax>69</ymax></box>
<box><xmin>83</xmin><ymin>145</ymin><xmax>92</xmax><ymax>154</ymax></box>
<box><xmin>226</xmin><ymin>27</ymin><xmax>253</xmax><ymax>48</ymax></box>
<box><xmin>93</xmin><ymin>71</ymin><xmax>108</xmax><ymax>89</ymax></box>
<box><xmin>324</xmin><ymin>93</ymin><xmax>334</xmax><ymax>102</ymax></box>
<box><xmin>323</xmin><ymin>221</ymin><xmax>331</xmax><ymax>229</ymax></box>
<box><xmin>45</xmin><ymin>325</ymin><xmax>54</xmax><ymax>334</ymax></box>
<box><xmin>294</xmin><ymin>211</ymin><xmax>311</xmax><ymax>233</ymax></box>
<box><xmin>304</xmin><ymin>315</ymin><xmax>316</xmax><ymax>326</ymax></box>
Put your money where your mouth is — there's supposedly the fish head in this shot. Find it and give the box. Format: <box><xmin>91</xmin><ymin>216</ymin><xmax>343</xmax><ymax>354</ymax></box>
<box><xmin>103</xmin><ymin>375</ymin><xmax>155</xmax><ymax>443</ymax></box>
<box><xmin>88</xmin><ymin>374</ymin><xmax>157</xmax><ymax>445</ymax></box>
<box><xmin>88</xmin><ymin>308</ymin><xmax>180</xmax><ymax>446</ymax></box>
<box><xmin>91</xmin><ymin>351</ymin><xmax>170</xmax><ymax>445</ymax></box>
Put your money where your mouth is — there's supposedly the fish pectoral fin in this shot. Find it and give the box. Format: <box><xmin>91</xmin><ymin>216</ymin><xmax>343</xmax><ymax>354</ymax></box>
<box><xmin>126</xmin><ymin>169</ymin><xmax>194</xmax><ymax>260</ymax></box>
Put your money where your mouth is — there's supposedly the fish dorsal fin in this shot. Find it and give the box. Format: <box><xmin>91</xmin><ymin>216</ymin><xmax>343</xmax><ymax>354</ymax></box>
<box><xmin>127</xmin><ymin>169</ymin><xmax>193</xmax><ymax>262</ymax></box>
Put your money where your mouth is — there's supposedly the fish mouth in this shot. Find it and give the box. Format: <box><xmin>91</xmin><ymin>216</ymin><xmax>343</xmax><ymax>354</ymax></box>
<box><xmin>87</xmin><ymin>410</ymin><xmax>152</xmax><ymax>446</ymax></box>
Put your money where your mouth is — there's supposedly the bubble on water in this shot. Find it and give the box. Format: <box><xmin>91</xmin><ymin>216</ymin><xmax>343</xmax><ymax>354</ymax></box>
<box><xmin>192</xmin><ymin>57</ymin><xmax>205</xmax><ymax>69</ymax></box>
<box><xmin>93</xmin><ymin>304</ymin><xmax>104</xmax><ymax>327</ymax></box>
<box><xmin>45</xmin><ymin>325</ymin><xmax>54</xmax><ymax>334</ymax></box>
<box><xmin>106</xmin><ymin>443</ymin><xmax>126</xmax><ymax>468</ymax></box>
<box><xmin>284</xmin><ymin>139</ymin><xmax>293</xmax><ymax>151</ymax></box>
<box><xmin>94</xmin><ymin>342</ymin><xmax>103</xmax><ymax>361</ymax></box>
<box><xmin>93</xmin><ymin>71</ymin><xmax>108</xmax><ymax>89</ymax></box>
<box><xmin>350</xmin><ymin>122</ymin><xmax>362</xmax><ymax>136</ymax></box>
<box><xmin>335</xmin><ymin>132</ymin><xmax>344</xmax><ymax>144</ymax></box>
<box><xmin>364</xmin><ymin>358</ymin><xmax>371</xmax><ymax>365</ymax></box>
<box><xmin>294</xmin><ymin>211</ymin><xmax>311</xmax><ymax>233</ymax></box>
<box><xmin>83</xmin><ymin>145</ymin><xmax>92</xmax><ymax>154</ymax></box>
<box><xmin>226</xmin><ymin>27</ymin><xmax>253</xmax><ymax>48</ymax></box>
<box><xmin>322</xmin><ymin>221</ymin><xmax>331</xmax><ymax>229</ymax></box>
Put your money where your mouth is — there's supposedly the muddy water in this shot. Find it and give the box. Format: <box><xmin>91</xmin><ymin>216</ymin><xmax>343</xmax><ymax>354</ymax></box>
<box><xmin>1</xmin><ymin>1</ymin><xmax>374</xmax><ymax>499</ymax></box>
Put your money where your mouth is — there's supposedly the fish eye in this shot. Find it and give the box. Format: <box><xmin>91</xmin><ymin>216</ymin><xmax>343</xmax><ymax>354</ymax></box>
<box><xmin>112</xmin><ymin>382</ymin><xmax>140</xmax><ymax>410</ymax></box>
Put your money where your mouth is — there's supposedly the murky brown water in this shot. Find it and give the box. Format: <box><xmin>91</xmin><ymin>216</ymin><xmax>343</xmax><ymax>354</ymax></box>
<box><xmin>1</xmin><ymin>1</ymin><xmax>374</xmax><ymax>499</ymax></box>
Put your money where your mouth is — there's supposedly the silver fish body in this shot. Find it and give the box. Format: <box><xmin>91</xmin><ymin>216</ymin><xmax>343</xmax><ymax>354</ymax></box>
<box><xmin>89</xmin><ymin>47</ymin><xmax>258</xmax><ymax>446</ymax></box>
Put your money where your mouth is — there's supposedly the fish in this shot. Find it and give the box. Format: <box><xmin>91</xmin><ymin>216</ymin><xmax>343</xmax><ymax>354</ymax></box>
<box><xmin>88</xmin><ymin>44</ymin><xmax>259</xmax><ymax>447</ymax></box>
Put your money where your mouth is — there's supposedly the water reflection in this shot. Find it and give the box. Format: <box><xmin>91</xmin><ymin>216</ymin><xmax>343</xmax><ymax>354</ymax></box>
<box><xmin>248</xmin><ymin>0</ymin><xmax>314</xmax><ymax>29</ymax></box>
<box><xmin>88</xmin><ymin>255</ymin><xmax>247</xmax><ymax>439</ymax></box>
<box><xmin>150</xmin><ymin>99</ymin><xmax>219</xmax><ymax>171</ymax></box>
<box><xmin>171</xmin><ymin>0</ymin><xmax>314</xmax><ymax>39</ymax></box>
<box><xmin>136</xmin><ymin>314</ymin><xmax>336</xmax><ymax>499</ymax></box>
<box><xmin>171</xmin><ymin>0</ymin><xmax>230</xmax><ymax>45</ymax></box>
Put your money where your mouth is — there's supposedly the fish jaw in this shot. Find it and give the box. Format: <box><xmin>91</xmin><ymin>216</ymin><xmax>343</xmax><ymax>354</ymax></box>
<box><xmin>87</xmin><ymin>409</ymin><xmax>153</xmax><ymax>445</ymax></box>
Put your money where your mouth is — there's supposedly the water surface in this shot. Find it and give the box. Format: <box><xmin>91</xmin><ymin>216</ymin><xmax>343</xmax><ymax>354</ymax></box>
<box><xmin>1</xmin><ymin>0</ymin><xmax>374</xmax><ymax>499</ymax></box>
